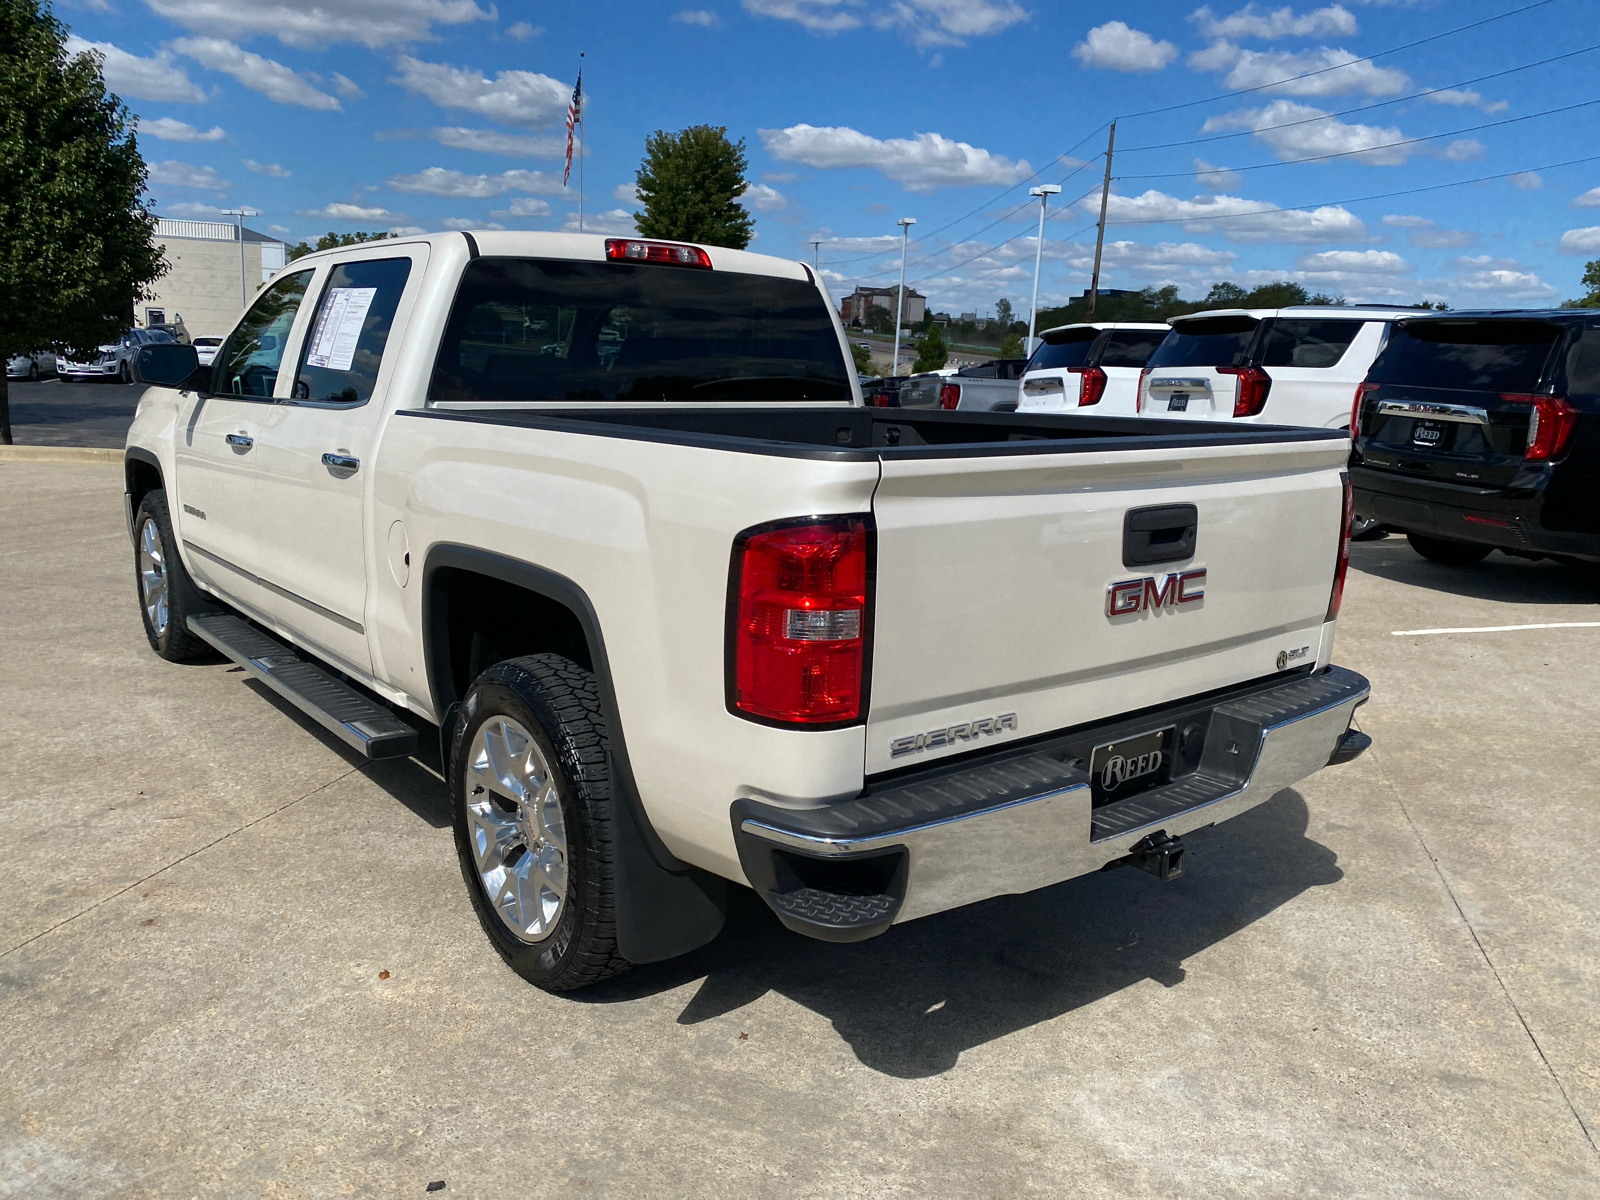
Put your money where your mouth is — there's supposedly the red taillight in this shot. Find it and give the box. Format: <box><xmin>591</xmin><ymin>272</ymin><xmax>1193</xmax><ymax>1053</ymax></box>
<box><xmin>604</xmin><ymin>238</ymin><xmax>712</xmax><ymax>268</ymax></box>
<box><xmin>1137</xmin><ymin>367</ymin><xmax>1152</xmax><ymax>413</ymax></box>
<box><xmin>1326</xmin><ymin>471</ymin><xmax>1353</xmax><ymax>622</ymax></box>
<box><xmin>729</xmin><ymin>516</ymin><xmax>871</xmax><ymax>726</ymax></box>
<box><xmin>869</xmin><ymin>391</ymin><xmax>891</xmax><ymax>408</ymax></box>
<box><xmin>939</xmin><ymin>382</ymin><xmax>960</xmax><ymax>410</ymax></box>
<box><xmin>1069</xmin><ymin>365</ymin><xmax>1107</xmax><ymax>407</ymax></box>
<box><xmin>1351</xmin><ymin>381</ymin><xmax>1379</xmax><ymax>439</ymax></box>
<box><xmin>1505</xmin><ymin>393</ymin><xmax>1578</xmax><ymax>461</ymax></box>
<box><xmin>1219</xmin><ymin>365</ymin><xmax>1271</xmax><ymax>417</ymax></box>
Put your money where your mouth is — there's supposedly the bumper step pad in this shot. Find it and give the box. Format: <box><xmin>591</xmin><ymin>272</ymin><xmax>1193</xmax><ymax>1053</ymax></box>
<box><xmin>187</xmin><ymin>613</ymin><xmax>417</xmax><ymax>760</ymax></box>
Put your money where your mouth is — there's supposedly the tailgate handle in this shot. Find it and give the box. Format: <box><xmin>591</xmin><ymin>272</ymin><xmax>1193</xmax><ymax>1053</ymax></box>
<box><xmin>1123</xmin><ymin>504</ymin><xmax>1197</xmax><ymax>568</ymax></box>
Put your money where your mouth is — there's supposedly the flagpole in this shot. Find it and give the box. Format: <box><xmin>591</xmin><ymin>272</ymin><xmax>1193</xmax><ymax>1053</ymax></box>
<box><xmin>578</xmin><ymin>52</ymin><xmax>585</xmax><ymax>234</ymax></box>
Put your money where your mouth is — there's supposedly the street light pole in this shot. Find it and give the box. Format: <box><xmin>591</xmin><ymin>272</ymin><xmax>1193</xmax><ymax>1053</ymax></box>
<box><xmin>810</xmin><ymin>237</ymin><xmax>822</xmax><ymax>272</ymax></box>
<box><xmin>1026</xmin><ymin>185</ymin><xmax>1060</xmax><ymax>357</ymax></box>
<box><xmin>892</xmin><ymin>217</ymin><xmax>915</xmax><ymax>377</ymax></box>
<box><xmin>221</xmin><ymin>208</ymin><xmax>259</xmax><ymax>313</ymax></box>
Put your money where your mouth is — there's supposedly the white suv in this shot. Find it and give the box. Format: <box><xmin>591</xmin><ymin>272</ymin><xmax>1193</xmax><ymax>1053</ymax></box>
<box><xmin>1138</xmin><ymin>307</ymin><xmax>1415</xmax><ymax>429</ymax></box>
<box><xmin>1018</xmin><ymin>322</ymin><xmax>1168</xmax><ymax>416</ymax></box>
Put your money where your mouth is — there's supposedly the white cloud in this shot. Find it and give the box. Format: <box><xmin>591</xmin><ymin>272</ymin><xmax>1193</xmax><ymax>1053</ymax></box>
<box><xmin>743</xmin><ymin>0</ymin><xmax>857</xmax><ymax>33</ymax></box>
<box><xmin>1439</xmin><ymin>139</ymin><xmax>1485</xmax><ymax>163</ymax></box>
<box><xmin>1508</xmin><ymin>171</ymin><xmax>1543</xmax><ymax>191</ymax></box>
<box><xmin>760</xmin><ymin>124</ymin><xmax>1031</xmax><ymax>192</ymax></box>
<box><xmin>742</xmin><ymin>0</ymin><xmax>1027</xmax><ymax>47</ymax></box>
<box><xmin>141</xmin><ymin>117</ymin><xmax>225</xmax><ymax>142</ymax></box>
<box><xmin>1419</xmin><ymin>86</ymin><xmax>1507</xmax><ymax>114</ymax></box>
<box><xmin>1092</xmin><ymin>240</ymin><xmax>1238</xmax><ymax>272</ymax></box>
<box><xmin>612</xmin><ymin>183</ymin><xmax>639</xmax><ymax>203</ymax></box>
<box><xmin>296</xmin><ymin>202</ymin><xmax>403</xmax><ymax>221</ymax></box>
<box><xmin>387</xmin><ymin>225</ymin><xmax>427</xmax><ymax>236</ymax></box>
<box><xmin>1190</xmin><ymin>4</ymin><xmax>1357</xmax><ymax>40</ymax></box>
<box><xmin>1572</xmin><ymin>188</ymin><xmax>1600</xmax><ymax>209</ymax></box>
<box><xmin>1071</xmin><ymin>22</ymin><xmax>1178</xmax><ymax>72</ymax></box>
<box><xmin>162</xmin><ymin>201</ymin><xmax>229</xmax><ymax>217</ymax></box>
<box><xmin>386</xmin><ymin>167</ymin><xmax>567</xmax><ymax>198</ymax></box>
<box><xmin>244</xmin><ymin>159</ymin><xmax>291</xmax><ymax>176</ymax></box>
<box><xmin>1381</xmin><ymin>214</ymin><xmax>1476</xmax><ymax>249</ymax></box>
<box><xmin>148</xmin><ymin>160</ymin><xmax>232</xmax><ymax>192</ymax></box>
<box><xmin>1204</xmin><ymin>100</ymin><xmax>1411</xmax><ymax>164</ymax></box>
<box><xmin>1558</xmin><ymin>227</ymin><xmax>1600</xmax><ymax>255</ymax></box>
<box><xmin>1451</xmin><ymin>264</ymin><xmax>1559</xmax><ymax>301</ymax></box>
<box><xmin>1088</xmin><ymin>188</ymin><xmax>1368</xmax><ymax>244</ymax></box>
<box><xmin>1296</xmin><ymin>248</ymin><xmax>1410</xmax><ymax>274</ymax></box>
<box><xmin>765</xmin><ymin>171</ymin><xmax>798</xmax><ymax>182</ymax></box>
<box><xmin>1188</xmin><ymin>41</ymin><xmax>1408</xmax><ymax>96</ymax></box>
<box><xmin>390</xmin><ymin>56</ymin><xmax>571</xmax><ymax>128</ymax></box>
<box><xmin>144</xmin><ymin>0</ymin><xmax>496</xmax><ymax>50</ymax></box>
<box><xmin>440</xmin><ymin>217</ymin><xmax>506</xmax><ymax>230</ymax></box>
<box><xmin>746</xmin><ymin>183</ymin><xmax>788</xmax><ymax>212</ymax></box>
<box><xmin>673</xmin><ymin>9</ymin><xmax>721</xmax><ymax>25</ymax></box>
<box><xmin>560</xmin><ymin>208</ymin><xmax>638</xmax><ymax>235</ymax></box>
<box><xmin>332</xmin><ymin>73</ymin><xmax>364</xmax><ymax>97</ymax></box>
<box><xmin>428</xmin><ymin>127</ymin><xmax>568</xmax><ymax>157</ymax></box>
<box><xmin>815</xmin><ymin>234</ymin><xmax>906</xmax><ymax>253</ymax></box>
<box><xmin>1452</xmin><ymin>254</ymin><xmax>1521</xmax><ymax>273</ymax></box>
<box><xmin>266</xmin><ymin>224</ymin><xmax>291</xmax><ymax>235</ymax></box>
<box><xmin>64</xmin><ymin>36</ymin><xmax>206</xmax><ymax>103</ymax></box>
<box><xmin>1194</xmin><ymin>158</ymin><xmax>1244</xmax><ymax>191</ymax></box>
<box><xmin>506</xmin><ymin>21</ymin><xmax>542</xmax><ymax>39</ymax></box>
<box><xmin>490</xmin><ymin>197</ymin><xmax>554</xmax><ymax>218</ymax></box>
<box><xmin>172</xmin><ymin>38</ymin><xmax>341</xmax><ymax>110</ymax></box>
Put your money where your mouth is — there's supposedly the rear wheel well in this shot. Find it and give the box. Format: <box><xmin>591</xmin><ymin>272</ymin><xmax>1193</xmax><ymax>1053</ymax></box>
<box><xmin>432</xmin><ymin>567</ymin><xmax>593</xmax><ymax>707</ymax></box>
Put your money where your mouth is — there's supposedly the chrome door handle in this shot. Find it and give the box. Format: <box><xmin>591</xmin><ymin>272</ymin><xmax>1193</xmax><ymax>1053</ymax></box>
<box><xmin>225</xmin><ymin>433</ymin><xmax>254</xmax><ymax>449</ymax></box>
<box><xmin>322</xmin><ymin>452</ymin><xmax>360</xmax><ymax>472</ymax></box>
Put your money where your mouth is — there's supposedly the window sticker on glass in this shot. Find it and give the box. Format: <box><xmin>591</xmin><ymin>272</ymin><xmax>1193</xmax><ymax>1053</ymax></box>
<box><xmin>305</xmin><ymin>287</ymin><xmax>377</xmax><ymax>371</ymax></box>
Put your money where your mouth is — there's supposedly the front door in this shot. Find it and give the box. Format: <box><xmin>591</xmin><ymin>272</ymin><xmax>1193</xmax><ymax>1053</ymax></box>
<box><xmin>250</xmin><ymin>250</ymin><xmax>423</xmax><ymax>674</ymax></box>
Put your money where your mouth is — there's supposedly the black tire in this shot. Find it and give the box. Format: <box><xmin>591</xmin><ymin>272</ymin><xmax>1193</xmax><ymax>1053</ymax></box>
<box><xmin>1407</xmin><ymin>532</ymin><xmax>1493</xmax><ymax>565</ymax></box>
<box><xmin>27</xmin><ymin>361</ymin><xmax>38</xmax><ymax>381</ymax></box>
<box><xmin>449</xmin><ymin>655</ymin><xmax>629</xmax><ymax>993</ymax></box>
<box><xmin>1351</xmin><ymin>515</ymin><xmax>1387</xmax><ymax>541</ymax></box>
<box><xmin>133</xmin><ymin>489</ymin><xmax>213</xmax><ymax>661</ymax></box>
<box><xmin>118</xmin><ymin>360</ymin><xmax>131</xmax><ymax>384</ymax></box>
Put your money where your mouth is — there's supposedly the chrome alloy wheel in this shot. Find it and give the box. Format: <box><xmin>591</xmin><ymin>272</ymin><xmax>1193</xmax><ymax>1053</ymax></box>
<box><xmin>138</xmin><ymin>517</ymin><xmax>169</xmax><ymax>637</ymax></box>
<box><xmin>465</xmin><ymin>716</ymin><xmax>569</xmax><ymax>943</ymax></box>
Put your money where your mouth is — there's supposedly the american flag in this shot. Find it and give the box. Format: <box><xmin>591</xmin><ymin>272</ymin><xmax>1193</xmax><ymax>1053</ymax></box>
<box><xmin>563</xmin><ymin>71</ymin><xmax>582</xmax><ymax>187</ymax></box>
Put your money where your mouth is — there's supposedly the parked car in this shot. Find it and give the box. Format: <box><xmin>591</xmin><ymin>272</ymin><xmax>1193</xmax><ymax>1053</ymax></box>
<box><xmin>1352</xmin><ymin>310</ymin><xmax>1600</xmax><ymax>566</ymax></box>
<box><xmin>123</xmin><ymin>230</ymin><xmax>1370</xmax><ymax>992</ymax></box>
<box><xmin>61</xmin><ymin>328</ymin><xmax>174</xmax><ymax>383</ymax></box>
<box><xmin>193</xmin><ymin>335</ymin><xmax>224</xmax><ymax>367</ymax></box>
<box><xmin>6</xmin><ymin>350</ymin><xmax>57</xmax><ymax>380</ymax></box>
<box><xmin>860</xmin><ymin>374</ymin><xmax>911</xmax><ymax>407</ymax></box>
<box><xmin>896</xmin><ymin>358</ymin><xmax>1028</xmax><ymax>411</ymax></box>
<box><xmin>1137</xmin><ymin>307</ymin><xmax>1414</xmax><ymax>428</ymax></box>
<box><xmin>1018</xmin><ymin>323</ymin><xmax>1168</xmax><ymax>416</ymax></box>
<box><xmin>149</xmin><ymin>321</ymin><xmax>192</xmax><ymax>346</ymax></box>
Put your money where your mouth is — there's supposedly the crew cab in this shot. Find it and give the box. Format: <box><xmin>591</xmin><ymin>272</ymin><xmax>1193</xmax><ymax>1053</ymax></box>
<box><xmin>1018</xmin><ymin>323</ymin><xmax>1167</xmax><ymax>417</ymax></box>
<box><xmin>1352</xmin><ymin>310</ymin><xmax>1600</xmax><ymax>566</ymax></box>
<box><xmin>896</xmin><ymin>357</ymin><xmax>1028</xmax><ymax>411</ymax></box>
<box><xmin>1138</xmin><ymin>307</ymin><xmax>1412</xmax><ymax>428</ymax></box>
<box><xmin>122</xmin><ymin>232</ymin><xmax>1371</xmax><ymax>993</ymax></box>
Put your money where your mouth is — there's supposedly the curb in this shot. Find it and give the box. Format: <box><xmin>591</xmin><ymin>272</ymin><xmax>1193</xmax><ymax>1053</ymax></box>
<box><xmin>0</xmin><ymin>446</ymin><xmax>120</xmax><ymax>464</ymax></box>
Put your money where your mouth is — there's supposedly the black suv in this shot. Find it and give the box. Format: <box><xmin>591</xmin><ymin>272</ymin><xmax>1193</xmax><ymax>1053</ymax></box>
<box><xmin>1351</xmin><ymin>311</ymin><xmax>1600</xmax><ymax>566</ymax></box>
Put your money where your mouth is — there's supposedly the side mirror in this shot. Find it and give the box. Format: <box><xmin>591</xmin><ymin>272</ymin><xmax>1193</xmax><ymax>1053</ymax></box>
<box><xmin>133</xmin><ymin>343</ymin><xmax>203</xmax><ymax>389</ymax></box>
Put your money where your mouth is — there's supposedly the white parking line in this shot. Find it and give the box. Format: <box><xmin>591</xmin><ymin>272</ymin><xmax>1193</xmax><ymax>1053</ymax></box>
<box><xmin>1391</xmin><ymin>621</ymin><xmax>1600</xmax><ymax>636</ymax></box>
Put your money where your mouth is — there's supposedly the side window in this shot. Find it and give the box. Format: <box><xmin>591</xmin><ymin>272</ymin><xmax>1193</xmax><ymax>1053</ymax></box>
<box><xmin>214</xmin><ymin>269</ymin><xmax>312</xmax><ymax>398</ymax></box>
<box><xmin>1097</xmin><ymin>331</ymin><xmax>1166</xmax><ymax>368</ymax></box>
<box><xmin>1563</xmin><ymin>327</ymin><xmax>1600</xmax><ymax>395</ymax></box>
<box><xmin>292</xmin><ymin>257</ymin><xmax>414</xmax><ymax>405</ymax></box>
<box><xmin>1258</xmin><ymin>319</ymin><xmax>1362</xmax><ymax>369</ymax></box>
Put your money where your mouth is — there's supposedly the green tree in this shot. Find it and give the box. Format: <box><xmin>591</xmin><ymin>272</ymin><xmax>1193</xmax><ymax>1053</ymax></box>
<box><xmin>1562</xmin><ymin>258</ymin><xmax>1600</xmax><ymax>308</ymax></box>
<box><xmin>0</xmin><ymin>0</ymin><xmax>166</xmax><ymax>443</ymax></box>
<box><xmin>1204</xmin><ymin>281</ymin><xmax>1248</xmax><ymax>306</ymax></box>
<box><xmin>912</xmin><ymin>322</ymin><xmax>948</xmax><ymax>373</ymax></box>
<box><xmin>288</xmin><ymin>230</ymin><xmax>390</xmax><ymax>261</ymax></box>
<box><xmin>995</xmin><ymin>297</ymin><xmax>1013</xmax><ymax>329</ymax></box>
<box><xmin>998</xmin><ymin>329</ymin><xmax>1025</xmax><ymax>359</ymax></box>
<box><xmin>849</xmin><ymin>341</ymin><xmax>873</xmax><ymax>374</ymax></box>
<box><xmin>633</xmin><ymin>125</ymin><xmax>753</xmax><ymax>249</ymax></box>
<box><xmin>864</xmin><ymin>303</ymin><xmax>896</xmax><ymax>335</ymax></box>
<box><xmin>1243</xmin><ymin>280</ymin><xmax>1310</xmax><ymax>308</ymax></box>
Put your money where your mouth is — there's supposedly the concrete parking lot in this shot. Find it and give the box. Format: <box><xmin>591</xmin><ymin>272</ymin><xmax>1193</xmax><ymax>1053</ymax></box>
<box><xmin>3</xmin><ymin>379</ymin><xmax>140</xmax><ymax>448</ymax></box>
<box><xmin>2</xmin><ymin>460</ymin><xmax>1597</xmax><ymax>1197</ymax></box>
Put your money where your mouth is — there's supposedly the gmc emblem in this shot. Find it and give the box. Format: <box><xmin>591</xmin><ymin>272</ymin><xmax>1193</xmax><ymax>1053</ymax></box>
<box><xmin>1107</xmin><ymin>568</ymin><xmax>1207</xmax><ymax>617</ymax></box>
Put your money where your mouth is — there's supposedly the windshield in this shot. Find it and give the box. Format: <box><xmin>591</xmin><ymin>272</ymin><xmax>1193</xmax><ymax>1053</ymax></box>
<box><xmin>1145</xmin><ymin>317</ymin><xmax>1259</xmax><ymax>369</ymax></box>
<box><xmin>429</xmin><ymin>258</ymin><xmax>852</xmax><ymax>404</ymax></box>
<box><xmin>1369</xmin><ymin>320</ymin><xmax>1562</xmax><ymax>392</ymax></box>
<box><xmin>1026</xmin><ymin>330</ymin><xmax>1096</xmax><ymax>371</ymax></box>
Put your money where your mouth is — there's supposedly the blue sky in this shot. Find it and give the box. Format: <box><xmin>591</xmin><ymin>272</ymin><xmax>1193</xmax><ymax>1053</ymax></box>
<box><xmin>57</xmin><ymin>0</ymin><xmax>1600</xmax><ymax>314</ymax></box>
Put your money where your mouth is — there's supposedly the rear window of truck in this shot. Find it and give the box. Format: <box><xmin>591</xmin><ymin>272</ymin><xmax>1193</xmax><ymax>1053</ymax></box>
<box><xmin>429</xmin><ymin>258</ymin><xmax>852</xmax><ymax>404</ymax></box>
<box><xmin>1368</xmin><ymin>319</ymin><xmax>1563</xmax><ymax>392</ymax></box>
<box><xmin>1145</xmin><ymin>317</ymin><xmax>1259</xmax><ymax>369</ymax></box>
<box><xmin>1026</xmin><ymin>329</ymin><xmax>1096</xmax><ymax>371</ymax></box>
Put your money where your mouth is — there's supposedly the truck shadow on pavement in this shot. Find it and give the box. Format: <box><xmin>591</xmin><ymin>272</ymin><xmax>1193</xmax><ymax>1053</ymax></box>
<box><xmin>1350</xmin><ymin>539</ymin><xmax>1599</xmax><ymax>605</ymax></box>
<box><xmin>580</xmin><ymin>789</ymin><xmax>1341</xmax><ymax>1078</ymax></box>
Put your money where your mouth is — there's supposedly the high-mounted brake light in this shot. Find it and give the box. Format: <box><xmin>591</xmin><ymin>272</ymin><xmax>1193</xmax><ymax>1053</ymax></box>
<box><xmin>1219</xmin><ymin>365</ymin><xmax>1272</xmax><ymax>417</ymax></box>
<box><xmin>1351</xmin><ymin>381</ymin><xmax>1379</xmax><ymax>439</ymax></box>
<box><xmin>1326</xmin><ymin>471</ymin><xmax>1353</xmax><ymax>622</ymax></box>
<box><xmin>1069</xmin><ymin>365</ymin><xmax>1107</xmax><ymax>407</ymax></box>
<box><xmin>939</xmin><ymin>382</ymin><xmax>961</xmax><ymax>410</ymax></box>
<box><xmin>729</xmin><ymin>516</ymin><xmax>871</xmax><ymax>727</ymax></box>
<box><xmin>604</xmin><ymin>238</ymin><xmax>712</xmax><ymax>268</ymax></box>
<box><xmin>1137</xmin><ymin>366</ymin><xmax>1152</xmax><ymax>413</ymax></box>
<box><xmin>1502</xmin><ymin>393</ymin><xmax>1578</xmax><ymax>461</ymax></box>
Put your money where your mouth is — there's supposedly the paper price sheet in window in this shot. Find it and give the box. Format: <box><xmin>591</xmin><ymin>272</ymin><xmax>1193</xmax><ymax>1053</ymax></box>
<box><xmin>306</xmin><ymin>287</ymin><xmax>376</xmax><ymax>372</ymax></box>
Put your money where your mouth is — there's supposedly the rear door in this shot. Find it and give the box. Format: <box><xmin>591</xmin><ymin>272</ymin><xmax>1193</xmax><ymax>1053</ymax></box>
<box><xmin>1255</xmin><ymin>317</ymin><xmax>1380</xmax><ymax>429</ymax></box>
<box><xmin>1139</xmin><ymin>315</ymin><xmax>1261</xmax><ymax>420</ymax></box>
<box><xmin>866</xmin><ymin>435</ymin><xmax>1349</xmax><ymax>773</ymax></box>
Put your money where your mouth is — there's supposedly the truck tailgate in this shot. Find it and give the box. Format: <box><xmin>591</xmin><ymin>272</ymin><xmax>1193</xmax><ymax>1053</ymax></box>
<box><xmin>866</xmin><ymin>436</ymin><xmax>1347</xmax><ymax>773</ymax></box>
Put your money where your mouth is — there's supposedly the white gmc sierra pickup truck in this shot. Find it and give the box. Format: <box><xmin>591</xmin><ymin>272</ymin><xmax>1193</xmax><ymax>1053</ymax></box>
<box><xmin>123</xmin><ymin>231</ymin><xmax>1371</xmax><ymax>992</ymax></box>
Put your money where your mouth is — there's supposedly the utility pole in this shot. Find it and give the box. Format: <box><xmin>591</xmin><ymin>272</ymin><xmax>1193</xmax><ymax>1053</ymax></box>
<box><xmin>1026</xmin><ymin>184</ymin><xmax>1060</xmax><ymax>357</ymax></box>
<box><xmin>1087</xmin><ymin>121</ymin><xmax>1116</xmax><ymax>320</ymax></box>
<box><xmin>810</xmin><ymin>237</ymin><xmax>822</xmax><ymax>272</ymax></box>
<box><xmin>892</xmin><ymin>217</ymin><xmax>915</xmax><ymax>377</ymax></box>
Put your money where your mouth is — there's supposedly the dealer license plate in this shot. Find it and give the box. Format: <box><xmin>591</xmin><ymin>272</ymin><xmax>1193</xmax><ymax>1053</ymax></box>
<box><xmin>1412</xmin><ymin>420</ymin><xmax>1445</xmax><ymax>447</ymax></box>
<box><xmin>1167</xmin><ymin>393</ymin><xmax>1189</xmax><ymax>412</ymax></box>
<box><xmin>1090</xmin><ymin>725</ymin><xmax>1175</xmax><ymax>807</ymax></box>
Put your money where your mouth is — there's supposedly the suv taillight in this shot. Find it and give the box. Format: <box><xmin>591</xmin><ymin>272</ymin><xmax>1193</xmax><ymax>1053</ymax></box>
<box><xmin>1137</xmin><ymin>367</ymin><xmax>1152</xmax><ymax>413</ymax></box>
<box><xmin>1219</xmin><ymin>366</ymin><xmax>1271</xmax><ymax>417</ymax></box>
<box><xmin>1351</xmin><ymin>381</ymin><xmax>1379</xmax><ymax>438</ymax></box>
<box><xmin>1069</xmin><ymin>365</ymin><xmax>1107</xmax><ymax>406</ymax></box>
<box><xmin>1326</xmin><ymin>472</ymin><xmax>1353</xmax><ymax>622</ymax></box>
<box><xmin>729</xmin><ymin>516</ymin><xmax>871</xmax><ymax>726</ymax></box>
<box><xmin>939</xmin><ymin>382</ymin><xmax>960</xmax><ymax>410</ymax></box>
<box><xmin>869</xmin><ymin>391</ymin><xmax>891</xmax><ymax>408</ymax></box>
<box><xmin>1508</xmin><ymin>394</ymin><xmax>1578</xmax><ymax>461</ymax></box>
